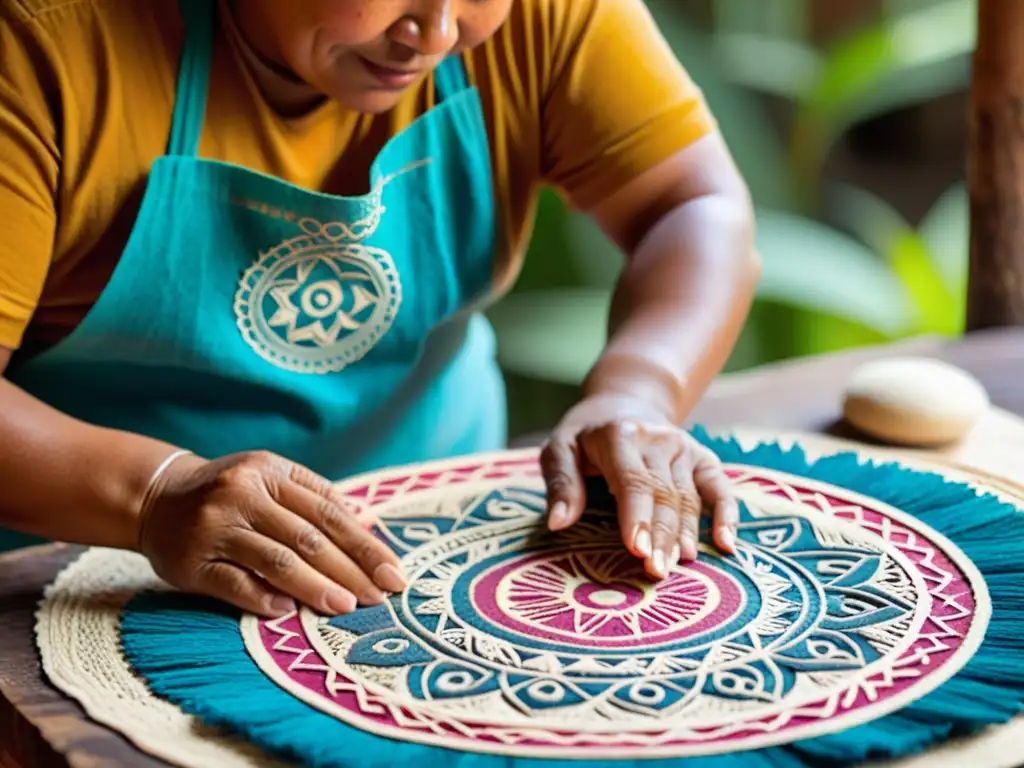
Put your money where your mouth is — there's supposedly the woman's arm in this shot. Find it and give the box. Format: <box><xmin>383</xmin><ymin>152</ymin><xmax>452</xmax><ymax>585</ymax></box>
<box><xmin>0</xmin><ymin>348</ymin><xmax>181</xmax><ymax>549</ymax></box>
<box><xmin>541</xmin><ymin>131</ymin><xmax>758</xmax><ymax>577</ymax></box>
<box><xmin>0</xmin><ymin>350</ymin><xmax>406</xmax><ymax>617</ymax></box>
<box><xmin>583</xmin><ymin>131</ymin><xmax>759</xmax><ymax>422</ymax></box>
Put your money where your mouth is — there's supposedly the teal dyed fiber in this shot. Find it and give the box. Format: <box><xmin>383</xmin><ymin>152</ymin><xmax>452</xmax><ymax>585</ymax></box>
<box><xmin>120</xmin><ymin>428</ymin><xmax>1024</xmax><ymax>768</ymax></box>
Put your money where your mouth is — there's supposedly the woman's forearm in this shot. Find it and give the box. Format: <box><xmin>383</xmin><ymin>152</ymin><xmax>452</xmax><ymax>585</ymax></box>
<box><xmin>0</xmin><ymin>375</ymin><xmax>182</xmax><ymax>549</ymax></box>
<box><xmin>583</xmin><ymin>192</ymin><xmax>759</xmax><ymax>423</ymax></box>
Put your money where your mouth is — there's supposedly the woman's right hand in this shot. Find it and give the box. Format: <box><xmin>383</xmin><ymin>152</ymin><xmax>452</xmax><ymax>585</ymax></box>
<box><xmin>136</xmin><ymin>450</ymin><xmax>407</xmax><ymax>618</ymax></box>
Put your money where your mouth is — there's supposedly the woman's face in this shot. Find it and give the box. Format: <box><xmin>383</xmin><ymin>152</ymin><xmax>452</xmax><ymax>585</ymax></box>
<box><xmin>237</xmin><ymin>1</ymin><xmax>513</xmax><ymax>113</ymax></box>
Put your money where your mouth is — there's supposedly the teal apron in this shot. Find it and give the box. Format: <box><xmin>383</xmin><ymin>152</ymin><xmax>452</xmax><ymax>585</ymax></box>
<box><xmin>5</xmin><ymin>0</ymin><xmax>506</xmax><ymax>547</ymax></box>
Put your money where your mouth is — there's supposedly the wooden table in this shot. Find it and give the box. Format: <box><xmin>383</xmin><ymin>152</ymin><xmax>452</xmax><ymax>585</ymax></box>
<box><xmin>3</xmin><ymin>328</ymin><xmax>1024</xmax><ymax>768</ymax></box>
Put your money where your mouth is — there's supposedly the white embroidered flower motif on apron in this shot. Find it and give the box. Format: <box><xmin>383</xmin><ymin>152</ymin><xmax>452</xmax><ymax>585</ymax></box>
<box><xmin>233</xmin><ymin>160</ymin><xmax>430</xmax><ymax>375</ymax></box>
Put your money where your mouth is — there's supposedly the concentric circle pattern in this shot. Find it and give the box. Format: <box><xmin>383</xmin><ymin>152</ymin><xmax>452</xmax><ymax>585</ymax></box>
<box><xmin>240</xmin><ymin>455</ymin><xmax>987</xmax><ymax>759</ymax></box>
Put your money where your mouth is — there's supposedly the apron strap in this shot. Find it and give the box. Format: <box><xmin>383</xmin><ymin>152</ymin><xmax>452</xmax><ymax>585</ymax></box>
<box><xmin>167</xmin><ymin>3</ymin><xmax>470</xmax><ymax>153</ymax></box>
<box><xmin>434</xmin><ymin>55</ymin><xmax>471</xmax><ymax>104</ymax></box>
<box><xmin>167</xmin><ymin>0</ymin><xmax>216</xmax><ymax>157</ymax></box>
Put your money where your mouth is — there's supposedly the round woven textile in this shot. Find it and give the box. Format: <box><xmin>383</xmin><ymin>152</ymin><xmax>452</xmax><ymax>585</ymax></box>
<box><xmin>35</xmin><ymin>432</ymin><xmax>1024</xmax><ymax>768</ymax></box>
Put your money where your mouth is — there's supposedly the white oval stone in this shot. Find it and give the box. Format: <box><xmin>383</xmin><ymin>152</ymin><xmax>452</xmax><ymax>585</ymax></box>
<box><xmin>841</xmin><ymin>357</ymin><xmax>989</xmax><ymax>447</ymax></box>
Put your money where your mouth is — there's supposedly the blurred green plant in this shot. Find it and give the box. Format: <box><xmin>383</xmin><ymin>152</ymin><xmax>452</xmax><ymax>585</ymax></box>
<box><xmin>490</xmin><ymin>0</ymin><xmax>973</xmax><ymax>435</ymax></box>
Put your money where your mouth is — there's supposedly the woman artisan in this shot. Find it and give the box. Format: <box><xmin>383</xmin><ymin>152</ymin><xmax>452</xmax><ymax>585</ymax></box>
<box><xmin>0</xmin><ymin>0</ymin><xmax>758</xmax><ymax>618</ymax></box>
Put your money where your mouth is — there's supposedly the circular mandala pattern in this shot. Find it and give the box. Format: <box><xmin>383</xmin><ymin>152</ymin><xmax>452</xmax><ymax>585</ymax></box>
<box><xmin>478</xmin><ymin>549</ymin><xmax>727</xmax><ymax>649</ymax></box>
<box><xmin>240</xmin><ymin>454</ymin><xmax>988</xmax><ymax>759</ymax></box>
<box><xmin>234</xmin><ymin>237</ymin><xmax>401</xmax><ymax>374</ymax></box>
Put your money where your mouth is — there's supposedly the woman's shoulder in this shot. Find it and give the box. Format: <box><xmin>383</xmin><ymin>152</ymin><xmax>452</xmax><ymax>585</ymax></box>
<box><xmin>3</xmin><ymin>0</ymin><xmax>177</xmax><ymax>31</ymax></box>
<box><xmin>4</xmin><ymin>0</ymin><xmax>82</xmax><ymax>21</ymax></box>
<box><xmin>2</xmin><ymin>0</ymin><xmax>181</xmax><ymax>65</ymax></box>
<box><xmin>0</xmin><ymin>0</ymin><xmax>181</xmax><ymax>143</ymax></box>
<box><xmin>478</xmin><ymin>0</ymin><xmax>666</xmax><ymax>92</ymax></box>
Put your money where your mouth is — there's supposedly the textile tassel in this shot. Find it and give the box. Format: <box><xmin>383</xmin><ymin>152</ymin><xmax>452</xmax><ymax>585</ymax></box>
<box><xmin>122</xmin><ymin>591</ymin><xmax>802</xmax><ymax>768</ymax></box>
<box><xmin>120</xmin><ymin>428</ymin><xmax>1024</xmax><ymax>767</ymax></box>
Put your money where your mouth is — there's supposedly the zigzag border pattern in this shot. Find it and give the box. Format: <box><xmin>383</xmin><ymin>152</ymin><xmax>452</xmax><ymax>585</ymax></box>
<box><xmin>246</xmin><ymin>459</ymin><xmax>979</xmax><ymax>755</ymax></box>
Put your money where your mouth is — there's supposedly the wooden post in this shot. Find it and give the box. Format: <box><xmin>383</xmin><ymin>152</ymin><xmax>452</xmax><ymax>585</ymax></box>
<box><xmin>967</xmin><ymin>0</ymin><xmax>1024</xmax><ymax>330</ymax></box>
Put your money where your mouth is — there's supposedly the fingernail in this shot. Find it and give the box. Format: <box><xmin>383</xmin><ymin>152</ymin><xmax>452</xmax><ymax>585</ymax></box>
<box><xmin>719</xmin><ymin>526</ymin><xmax>736</xmax><ymax>553</ymax></box>
<box><xmin>374</xmin><ymin>563</ymin><xmax>408</xmax><ymax>593</ymax></box>
<box><xmin>328</xmin><ymin>587</ymin><xmax>357</xmax><ymax>614</ymax></box>
<box><xmin>549</xmin><ymin>501</ymin><xmax>570</xmax><ymax>531</ymax></box>
<box><xmin>634</xmin><ymin>527</ymin><xmax>652</xmax><ymax>558</ymax></box>
<box><xmin>669</xmin><ymin>544</ymin><xmax>680</xmax><ymax>570</ymax></box>
<box><xmin>651</xmin><ymin>549</ymin><xmax>666</xmax><ymax>578</ymax></box>
<box><xmin>358</xmin><ymin>586</ymin><xmax>386</xmax><ymax>606</ymax></box>
<box><xmin>269</xmin><ymin>596</ymin><xmax>296</xmax><ymax>617</ymax></box>
<box><xmin>680</xmin><ymin>533</ymin><xmax>698</xmax><ymax>561</ymax></box>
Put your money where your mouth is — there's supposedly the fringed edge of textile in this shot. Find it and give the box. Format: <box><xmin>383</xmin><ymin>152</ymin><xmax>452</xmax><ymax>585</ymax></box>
<box><xmin>119</xmin><ymin>430</ymin><xmax>1024</xmax><ymax>768</ymax></box>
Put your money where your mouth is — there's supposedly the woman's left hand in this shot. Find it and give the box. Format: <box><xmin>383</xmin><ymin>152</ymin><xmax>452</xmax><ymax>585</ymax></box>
<box><xmin>541</xmin><ymin>394</ymin><xmax>738</xmax><ymax>579</ymax></box>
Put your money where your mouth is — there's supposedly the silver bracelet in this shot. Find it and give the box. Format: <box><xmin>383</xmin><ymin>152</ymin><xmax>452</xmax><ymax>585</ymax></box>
<box><xmin>139</xmin><ymin>449</ymin><xmax>193</xmax><ymax>514</ymax></box>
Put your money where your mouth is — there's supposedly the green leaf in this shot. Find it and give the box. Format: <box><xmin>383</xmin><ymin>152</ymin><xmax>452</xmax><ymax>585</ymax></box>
<box><xmin>564</xmin><ymin>212</ymin><xmax>625</xmax><ymax>290</ymax></box>
<box><xmin>826</xmin><ymin>183</ymin><xmax>958</xmax><ymax>334</ymax></box>
<box><xmin>487</xmin><ymin>289</ymin><xmax>610</xmax><ymax>385</ymax></box>
<box><xmin>709</xmin><ymin>0</ymin><xmax>810</xmax><ymax>38</ymax></box>
<box><xmin>809</xmin><ymin>0</ymin><xmax>973</xmax><ymax>122</ymax></box>
<box><xmin>487</xmin><ymin>288</ymin><xmax>771</xmax><ymax>386</ymax></box>
<box><xmin>753</xmin><ymin>209</ymin><xmax>913</xmax><ymax>335</ymax></box>
<box><xmin>919</xmin><ymin>181</ymin><xmax>968</xmax><ymax>330</ymax></box>
<box><xmin>840</xmin><ymin>55</ymin><xmax>969</xmax><ymax>131</ymax></box>
<box><xmin>791</xmin><ymin>0</ymin><xmax>974</xmax><ymax>193</ymax></box>
<box><xmin>643</xmin><ymin>0</ymin><xmax>798</xmax><ymax>211</ymax></box>
<box><xmin>787</xmin><ymin>309</ymin><xmax>892</xmax><ymax>356</ymax></box>
<box><xmin>887</xmin><ymin>230</ymin><xmax>961</xmax><ymax>334</ymax></box>
<box><xmin>496</xmin><ymin>210</ymin><xmax>917</xmax><ymax>385</ymax></box>
<box><xmin>713</xmin><ymin>33</ymin><xmax>822</xmax><ymax>100</ymax></box>
<box><xmin>514</xmin><ymin>189</ymin><xmax>578</xmax><ymax>293</ymax></box>
<box><xmin>919</xmin><ymin>181</ymin><xmax>968</xmax><ymax>291</ymax></box>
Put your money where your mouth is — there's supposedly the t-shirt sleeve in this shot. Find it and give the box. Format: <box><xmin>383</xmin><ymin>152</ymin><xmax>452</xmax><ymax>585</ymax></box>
<box><xmin>0</xmin><ymin>6</ymin><xmax>59</xmax><ymax>350</ymax></box>
<box><xmin>535</xmin><ymin>0</ymin><xmax>717</xmax><ymax>210</ymax></box>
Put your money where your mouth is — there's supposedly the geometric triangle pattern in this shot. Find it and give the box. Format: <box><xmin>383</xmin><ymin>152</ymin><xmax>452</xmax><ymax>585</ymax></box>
<box><xmin>241</xmin><ymin>453</ymin><xmax>987</xmax><ymax>758</ymax></box>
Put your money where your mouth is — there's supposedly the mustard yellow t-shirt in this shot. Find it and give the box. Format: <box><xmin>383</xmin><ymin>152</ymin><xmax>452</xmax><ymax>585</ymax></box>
<box><xmin>0</xmin><ymin>0</ymin><xmax>715</xmax><ymax>353</ymax></box>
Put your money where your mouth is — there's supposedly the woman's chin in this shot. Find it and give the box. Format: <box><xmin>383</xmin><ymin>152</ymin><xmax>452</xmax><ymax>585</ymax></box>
<box><xmin>346</xmin><ymin>91</ymin><xmax>408</xmax><ymax>114</ymax></box>
<box><xmin>322</xmin><ymin>82</ymin><xmax>417</xmax><ymax>115</ymax></box>
<box><xmin>305</xmin><ymin>56</ymin><xmax>431</xmax><ymax>115</ymax></box>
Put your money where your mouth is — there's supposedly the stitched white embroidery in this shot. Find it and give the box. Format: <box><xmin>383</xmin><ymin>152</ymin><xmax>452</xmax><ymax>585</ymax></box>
<box><xmin>33</xmin><ymin>447</ymin><xmax>1006</xmax><ymax>767</ymax></box>
<box><xmin>233</xmin><ymin>160</ymin><xmax>430</xmax><ymax>375</ymax></box>
<box><xmin>235</xmin><ymin>454</ymin><xmax>989</xmax><ymax>759</ymax></box>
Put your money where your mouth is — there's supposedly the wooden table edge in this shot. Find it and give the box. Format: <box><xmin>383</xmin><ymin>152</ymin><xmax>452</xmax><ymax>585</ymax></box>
<box><xmin>0</xmin><ymin>542</ymin><xmax>170</xmax><ymax>768</ymax></box>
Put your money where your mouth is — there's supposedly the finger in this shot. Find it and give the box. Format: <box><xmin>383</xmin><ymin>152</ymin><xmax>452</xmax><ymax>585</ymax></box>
<box><xmin>287</xmin><ymin>462</ymin><xmax>374</xmax><ymax>521</ymax></box>
<box><xmin>223</xmin><ymin>528</ymin><xmax>360</xmax><ymax>616</ymax></box>
<box><xmin>669</xmin><ymin>455</ymin><xmax>702</xmax><ymax>562</ymax></box>
<box><xmin>275</xmin><ymin>480</ymin><xmax>408</xmax><ymax>595</ymax></box>
<box><xmin>645</xmin><ymin>451</ymin><xmax>680</xmax><ymax>580</ymax></box>
<box><xmin>540</xmin><ymin>438</ymin><xmax>586</xmax><ymax>531</ymax></box>
<box><xmin>594</xmin><ymin>423</ymin><xmax>654</xmax><ymax>561</ymax></box>
<box><xmin>261</xmin><ymin>456</ymin><xmax>377</xmax><ymax>534</ymax></box>
<box><xmin>252</xmin><ymin>484</ymin><xmax>389</xmax><ymax>607</ymax></box>
<box><xmin>346</xmin><ymin>500</ymin><xmax>378</xmax><ymax>530</ymax></box>
<box><xmin>193</xmin><ymin>561</ymin><xmax>298</xmax><ymax>618</ymax></box>
<box><xmin>692</xmin><ymin>450</ymin><xmax>739</xmax><ymax>554</ymax></box>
